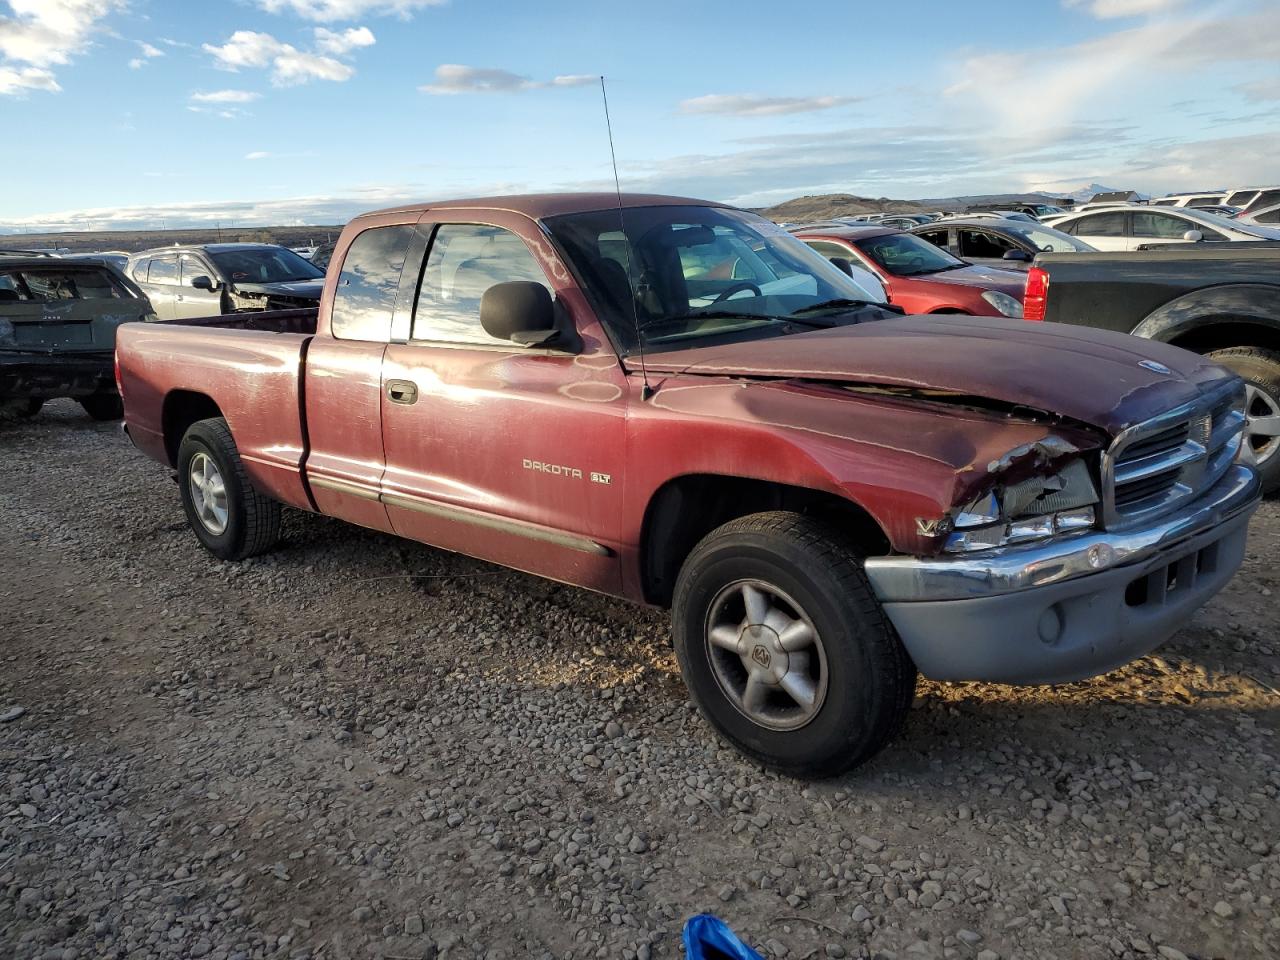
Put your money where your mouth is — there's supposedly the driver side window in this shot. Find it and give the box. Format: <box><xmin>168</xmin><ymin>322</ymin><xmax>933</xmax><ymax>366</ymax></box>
<box><xmin>959</xmin><ymin>229</ymin><xmax>1014</xmax><ymax>259</ymax></box>
<box><xmin>412</xmin><ymin>223</ymin><xmax>551</xmax><ymax>346</ymax></box>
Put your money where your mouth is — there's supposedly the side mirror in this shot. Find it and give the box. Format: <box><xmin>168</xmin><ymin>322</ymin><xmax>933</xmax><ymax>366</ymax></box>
<box><xmin>480</xmin><ymin>281</ymin><xmax>563</xmax><ymax>348</ymax></box>
<box><xmin>1182</xmin><ymin>229</ymin><xmax>1204</xmax><ymax>242</ymax></box>
<box><xmin>190</xmin><ymin>275</ymin><xmax>215</xmax><ymax>291</ymax></box>
<box><xmin>829</xmin><ymin>256</ymin><xmax>855</xmax><ymax>277</ymax></box>
<box><xmin>1002</xmin><ymin>249</ymin><xmax>1031</xmax><ymax>262</ymax></box>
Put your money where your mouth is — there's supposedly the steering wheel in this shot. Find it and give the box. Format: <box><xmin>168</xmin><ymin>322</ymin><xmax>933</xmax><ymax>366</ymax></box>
<box><xmin>711</xmin><ymin>281</ymin><xmax>762</xmax><ymax>303</ymax></box>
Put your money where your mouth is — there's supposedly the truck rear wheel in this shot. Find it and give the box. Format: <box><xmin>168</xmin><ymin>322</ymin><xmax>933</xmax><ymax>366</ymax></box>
<box><xmin>672</xmin><ymin>511</ymin><xmax>916</xmax><ymax>779</ymax></box>
<box><xmin>1208</xmin><ymin>346</ymin><xmax>1280</xmax><ymax>496</ymax></box>
<box><xmin>177</xmin><ymin>417</ymin><xmax>282</xmax><ymax>560</ymax></box>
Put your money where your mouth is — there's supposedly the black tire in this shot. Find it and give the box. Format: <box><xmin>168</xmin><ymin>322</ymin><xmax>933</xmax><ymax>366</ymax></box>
<box><xmin>1208</xmin><ymin>346</ymin><xmax>1280</xmax><ymax>496</ymax></box>
<box><xmin>0</xmin><ymin>398</ymin><xmax>43</xmax><ymax>421</ymax></box>
<box><xmin>672</xmin><ymin>511</ymin><xmax>916</xmax><ymax>779</ymax></box>
<box><xmin>79</xmin><ymin>394</ymin><xmax>124</xmax><ymax>421</ymax></box>
<box><xmin>177</xmin><ymin>417</ymin><xmax>282</xmax><ymax>561</ymax></box>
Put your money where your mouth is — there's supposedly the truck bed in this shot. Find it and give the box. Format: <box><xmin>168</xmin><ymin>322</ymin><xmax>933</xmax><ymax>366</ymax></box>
<box><xmin>153</xmin><ymin>307</ymin><xmax>319</xmax><ymax>334</ymax></box>
<box><xmin>117</xmin><ymin>309</ymin><xmax>318</xmax><ymax>511</ymax></box>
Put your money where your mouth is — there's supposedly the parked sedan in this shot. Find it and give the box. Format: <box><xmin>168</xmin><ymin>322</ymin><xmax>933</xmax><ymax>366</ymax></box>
<box><xmin>910</xmin><ymin>218</ymin><xmax>1095</xmax><ymax>270</ymax></box>
<box><xmin>126</xmin><ymin>243</ymin><xmax>324</xmax><ymax>320</ymax></box>
<box><xmin>1049</xmin><ymin>206</ymin><xmax>1280</xmax><ymax>251</ymax></box>
<box><xmin>796</xmin><ymin>226</ymin><xmax>1026</xmax><ymax>317</ymax></box>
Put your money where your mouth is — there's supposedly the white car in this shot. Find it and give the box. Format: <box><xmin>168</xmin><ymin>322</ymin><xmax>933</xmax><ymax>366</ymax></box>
<box><xmin>1223</xmin><ymin>186</ymin><xmax>1280</xmax><ymax>212</ymax></box>
<box><xmin>1150</xmin><ymin>192</ymin><xmax>1227</xmax><ymax>208</ymax></box>
<box><xmin>1240</xmin><ymin>201</ymin><xmax>1280</xmax><ymax>226</ymax></box>
<box><xmin>1049</xmin><ymin>206</ymin><xmax>1280</xmax><ymax>251</ymax></box>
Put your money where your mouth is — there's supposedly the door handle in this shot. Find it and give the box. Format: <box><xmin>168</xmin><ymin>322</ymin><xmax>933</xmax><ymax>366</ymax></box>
<box><xmin>386</xmin><ymin>379</ymin><xmax>418</xmax><ymax>404</ymax></box>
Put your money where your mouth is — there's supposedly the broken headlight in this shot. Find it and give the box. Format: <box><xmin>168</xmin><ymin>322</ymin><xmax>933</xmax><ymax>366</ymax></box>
<box><xmin>944</xmin><ymin>459</ymin><xmax>1099</xmax><ymax>553</ymax></box>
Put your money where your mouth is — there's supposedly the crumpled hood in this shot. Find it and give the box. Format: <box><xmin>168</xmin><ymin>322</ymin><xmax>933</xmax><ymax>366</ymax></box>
<box><xmin>641</xmin><ymin>314</ymin><xmax>1235</xmax><ymax>435</ymax></box>
<box><xmin>231</xmin><ymin>279</ymin><xmax>323</xmax><ymax>300</ymax></box>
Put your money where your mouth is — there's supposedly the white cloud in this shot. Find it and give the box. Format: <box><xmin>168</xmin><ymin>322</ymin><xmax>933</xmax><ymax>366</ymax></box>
<box><xmin>314</xmin><ymin>25</ymin><xmax>374</xmax><ymax>54</ymax></box>
<box><xmin>419</xmin><ymin>64</ymin><xmax>596</xmax><ymax>95</ymax></box>
<box><xmin>128</xmin><ymin>39</ymin><xmax>164</xmax><ymax>69</ymax></box>
<box><xmin>0</xmin><ymin>0</ymin><xmax>125</xmax><ymax>95</ymax></box>
<box><xmin>191</xmin><ymin>89</ymin><xmax>261</xmax><ymax>103</ymax></box>
<box><xmin>1064</xmin><ymin>0</ymin><xmax>1184</xmax><ymax>18</ymax></box>
<box><xmin>550</xmin><ymin>74</ymin><xmax>596</xmax><ymax>88</ymax></box>
<box><xmin>256</xmin><ymin>0</ymin><xmax>444</xmax><ymax>22</ymax></box>
<box><xmin>0</xmin><ymin>63</ymin><xmax>59</xmax><ymax>95</ymax></box>
<box><xmin>203</xmin><ymin>29</ymin><xmax>358</xmax><ymax>86</ymax></box>
<box><xmin>245</xmin><ymin>151</ymin><xmax>272</xmax><ymax>160</ymax></box>
<box><xmin>273</xmin><ymin>48</ymin><xmax>353</xmax><ymax>83</ymax></box>
<box><xmin>679</xmin><ymin>94</ymin><xmax>859</xmax><ymax>117</ymax></box>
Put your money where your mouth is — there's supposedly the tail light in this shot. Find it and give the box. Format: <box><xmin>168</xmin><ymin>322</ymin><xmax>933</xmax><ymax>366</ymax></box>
<box><xmin>1023</xmin><ymin>266</ymin><xmax>1048</xmax><ymax>321</ymax></box>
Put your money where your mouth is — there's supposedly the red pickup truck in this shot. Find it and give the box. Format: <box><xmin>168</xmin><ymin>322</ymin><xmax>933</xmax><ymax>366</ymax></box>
<box><xmin>116</xmin><ymin>193</ymin><xmax>1260</xmax><ymax>777</ymax></box>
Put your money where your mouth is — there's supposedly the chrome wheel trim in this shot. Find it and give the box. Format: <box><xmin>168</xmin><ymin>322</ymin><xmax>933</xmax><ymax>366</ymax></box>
<box><xmin>188</xmin><ymin>451</ymin><xmax>229</xmax><ymax>535</ymax></box>
<box><xmin>705</xmin><ymin>579</ymin><xmax>828</xmax><ymax>732</ymax></box>
<box><xmin>1245</xmin><ymin>383</ymin><xmax>1280</xmax><ymax>466</ymax></box>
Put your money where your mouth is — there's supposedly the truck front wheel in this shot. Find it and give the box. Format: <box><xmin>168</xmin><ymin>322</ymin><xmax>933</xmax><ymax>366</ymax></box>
<box><xmin>672</xmin><ymin>511</ymin><xmax>916</xmax><ymax>779</ymax></box>
<box><xmin>1208</xmin><ymin>346</ymin><xmax>1280</xmax><ymax>496</ymax></box>
<box><xmin>177</xmin><ymin>417</ymin><xmax>282</xmax><ymax>560</ymax></box>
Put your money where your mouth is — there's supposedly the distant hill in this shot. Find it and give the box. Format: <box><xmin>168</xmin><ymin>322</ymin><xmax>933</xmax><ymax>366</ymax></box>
<box><xmin>758</xmin><ymin>190</ymin><xmax>1078</xmax><ymax>223</ymax></box>
<box><xmin>0</xmin><ymin>225</ymin><xmax>344</xmax><ymax>255</ymax></box>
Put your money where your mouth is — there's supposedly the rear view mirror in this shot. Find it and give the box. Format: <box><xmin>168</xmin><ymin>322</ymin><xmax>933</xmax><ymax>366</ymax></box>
<box><xmin>1182</xmin><ymin>229</ymin><xmax>1204</xmax><ymax>242</ymax></box>
<box><xmin>829</xmin><ymin>257</ymin><xmax>855</xmax><ymax>277</ymax></box>
<box><xmin>190</xmin><ymin>275</ymin><xmax>215</xmax><ymax>291</ymax></box>
<box><xmin>1002</xmin><ymin>249</ymin><xmax>1031</xmax><ymax>262</ymax></box>
<box><xmin>480</xmin><ymin>281</ymin><xmax>568</xmax><ymax>348</ymax></box>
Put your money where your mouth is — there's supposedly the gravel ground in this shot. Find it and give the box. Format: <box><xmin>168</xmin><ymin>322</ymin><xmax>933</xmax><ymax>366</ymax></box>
<box><xmin>1</xmin><ymin>401</ymin><xmax>1278</xmax><ymax>960</ymax></box>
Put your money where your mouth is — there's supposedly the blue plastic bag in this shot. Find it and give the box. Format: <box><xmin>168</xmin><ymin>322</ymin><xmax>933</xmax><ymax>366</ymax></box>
<box><xmin>682</xmin><ymin>914</ymin><xmax>765</xmax><ymax>960</ymax></box>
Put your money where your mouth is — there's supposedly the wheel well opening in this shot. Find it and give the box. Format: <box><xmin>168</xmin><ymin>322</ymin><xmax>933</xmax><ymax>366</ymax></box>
<box><xmin>162</xmin><ymin>391</ymin><xmax>223</xmax><ymax>465</ymax></box>
<box><xmin>1167</xmin><ymin>320</ymin><xmax>1280</xmax><ymax>356</ymax></box>
<box><xmin>640</xmin><ymin>475</ymin><xmax>890</xmax><ymax>607</ymax></box>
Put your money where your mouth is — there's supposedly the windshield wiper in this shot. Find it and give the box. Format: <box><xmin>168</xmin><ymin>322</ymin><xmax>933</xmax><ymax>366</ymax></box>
<box><xmin>790</xmin><ymin>298</ymin><xmax>877</xmax><ymax>316</ymax></box>
<box><xmin>639</xmin><ymin>310</ymin><xmax>787</xmax><ymax>333</ymax></box>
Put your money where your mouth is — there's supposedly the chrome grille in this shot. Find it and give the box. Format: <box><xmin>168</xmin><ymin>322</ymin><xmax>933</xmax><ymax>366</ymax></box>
<box><xmin>1102</xmin><ymin>380</ymin><xmax>1245</xmax><ymax>529</ymax></box>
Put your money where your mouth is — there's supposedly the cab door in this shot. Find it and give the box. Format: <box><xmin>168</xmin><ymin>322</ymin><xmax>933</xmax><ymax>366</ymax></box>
<box><xmin>378</xmin><ymin>212</ymin><xmax>627</xmax><ymax>594</ymax></box>
<box><xmin>302</xmin><ymin>220</ymin><xmax>423</xmax><ymax>535</ymax></box>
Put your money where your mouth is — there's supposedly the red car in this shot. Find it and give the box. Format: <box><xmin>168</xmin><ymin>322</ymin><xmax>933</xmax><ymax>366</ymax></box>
<box><xmin>796</xmin><ymin>225</ymin><xmax>1027</xmax><ymax>317</ymax></box>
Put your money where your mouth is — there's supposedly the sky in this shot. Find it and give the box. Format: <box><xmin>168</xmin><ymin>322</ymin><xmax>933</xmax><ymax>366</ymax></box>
<box><xmin>0</xmin><ymin>0</ymin><xmax>1278</xmax><ymax>232</ymax></box>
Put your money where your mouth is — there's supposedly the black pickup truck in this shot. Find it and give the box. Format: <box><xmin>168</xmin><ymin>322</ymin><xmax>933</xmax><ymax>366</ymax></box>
<box><xmin>1028</xmin><ymin>245</ymin><xmax>1280</xmax><ymax>494</ymax></box>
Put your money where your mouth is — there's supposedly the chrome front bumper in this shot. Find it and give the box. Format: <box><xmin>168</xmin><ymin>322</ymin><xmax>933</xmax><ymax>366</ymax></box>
<box><xmin>863</xmin><ymin>464</ymin><xmax>1260</xmax><ymax>684</ymax></box>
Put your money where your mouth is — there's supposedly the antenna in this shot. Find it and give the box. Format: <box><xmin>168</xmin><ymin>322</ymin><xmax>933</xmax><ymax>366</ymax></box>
<box><xmin>600</xmin><ymin>76</ymin><xmax>653</xmax><ymax>401</ymax></box>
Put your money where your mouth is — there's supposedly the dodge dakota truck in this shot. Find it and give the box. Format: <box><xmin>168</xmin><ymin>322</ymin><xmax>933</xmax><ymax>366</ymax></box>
<box><xmin>1026</xmin><ymin>245</ymin><xmax>1280</xmax><ymax>494</ymax></box>
<box><xmin>116</xmin><ymin>193</ymin><xmax>1260</xmax><ymax>777</ymax></box>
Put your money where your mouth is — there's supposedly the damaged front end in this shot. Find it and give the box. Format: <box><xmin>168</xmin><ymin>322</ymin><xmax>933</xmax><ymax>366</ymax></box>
<box><xmin>942</xmin><ymin>440</ymin><xmax>1100</xmax><ymax>552</ymax></box>
<box><xmin>930</xmin><ymin>435</ymin><xmax>1104</xmax><ymax>554</ymax></box>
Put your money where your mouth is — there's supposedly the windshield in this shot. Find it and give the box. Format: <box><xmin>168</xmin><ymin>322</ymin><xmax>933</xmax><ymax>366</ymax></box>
<box><xmin>1013</xmin><ymin>226</ymin><xmax>1095</xmax><ymax>253</ymax></box>
<box><xmin>853</xmin><ymin>233</ymin><xmax>966</xmax><ymax>276</ymax></box>
<box><xmin>543</xmin><ymin>205</ymin><xmax>887</xmax><ymax>354</ymax></box>
<box><xmin>209</xmin><ymin>247</ymin><xmax>324</xmax><ymax>284</ymax></box>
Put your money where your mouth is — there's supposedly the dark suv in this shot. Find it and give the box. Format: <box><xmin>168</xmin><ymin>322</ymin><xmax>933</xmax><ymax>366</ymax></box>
<box><xmin>126</xmin><ymin>243</ymin><xmax>324</xmax><ymax>320</ymax></box>
<box><xmin>1</xmin><ymin>256</ymin><xmax>154</xmax><ymax>421</ymax></box>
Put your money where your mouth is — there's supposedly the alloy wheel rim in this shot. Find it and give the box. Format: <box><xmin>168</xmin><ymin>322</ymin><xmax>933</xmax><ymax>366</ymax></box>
<box><xmin>705</xmin><ymin>579</ymin><xmax>828</xmax><ymax>732</ymax></box>
<box><xmin>1244</xmin><ymin>383</ymin><xmax>1280</xmax><ymax>466</ymax></box>
<box><xmin>188</xmin><ymin>452</ymin><xmax>229</xmax><ymax>535</ymax></box>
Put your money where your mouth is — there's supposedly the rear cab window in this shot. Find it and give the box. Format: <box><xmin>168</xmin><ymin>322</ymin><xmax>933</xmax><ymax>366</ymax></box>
<box><xmin>148</xmin><ymin>257</ymin><xmax>179</xmax><ymax>285</ymax></box>
<box><xmin>330</xmin><ymin>224</ymin><xmax>417</xmax><ymax>341</ymax></box>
